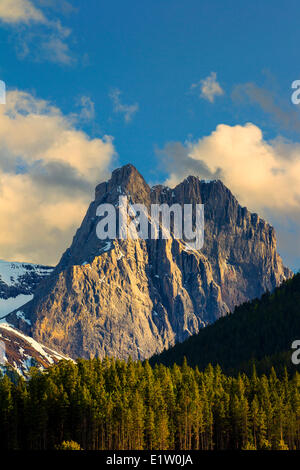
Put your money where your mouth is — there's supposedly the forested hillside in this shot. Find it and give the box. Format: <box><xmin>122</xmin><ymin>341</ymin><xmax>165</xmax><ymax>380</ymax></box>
<box><xmin>150</xmin><ymin>273</ymin><xmax>300</xmax><ymax>376</ymax></box>
<box><xmin>0</xmin><ymin>358</ymin><xmax>300</xmax><ymax>450</ymax></box>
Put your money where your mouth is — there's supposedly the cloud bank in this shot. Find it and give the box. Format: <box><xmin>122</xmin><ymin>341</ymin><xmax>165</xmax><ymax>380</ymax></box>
<box><xmin>0</xmin><ymin>90</ymin><xmax>115</xmax><ymax>265</ymax></box>
<box><xmin>0</xmin><ymin>0</ymin><xmax>45</xmax><ymax>24</ymax></box>
<box><xmin>159</xmin><ymin>123</ymin><xmax>300</xmax><ymax>269</ymax></box>
<box><xmin>0</xmin><ymin>0</ymin><xmax>75</xmax><ymax>65</ymax></box>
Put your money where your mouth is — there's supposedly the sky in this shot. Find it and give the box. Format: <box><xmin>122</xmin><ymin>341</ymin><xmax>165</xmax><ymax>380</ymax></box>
<box><xmin>1</xmin><ymin>0</ymin><xmax>300</xmax><ymax>269</ymax></box>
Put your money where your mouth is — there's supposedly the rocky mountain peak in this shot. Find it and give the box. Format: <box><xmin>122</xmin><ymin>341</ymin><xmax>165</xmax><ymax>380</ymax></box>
<box><xmin>95</xmin><ymin>164</ymin><xmax>150</xmax><ymax>204</ymax></box>
<box><xmin>5</xmin><ymin>165</ymin><xmax>292</xmax><ymax>361</ymax></box>
<box><xmin>111</xmin><ymin>163</ymin><xmax>147</xmax><ymax>187</ymax></box>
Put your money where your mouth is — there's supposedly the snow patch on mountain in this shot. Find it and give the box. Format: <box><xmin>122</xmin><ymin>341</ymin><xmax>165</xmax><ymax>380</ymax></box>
<box><xmin>0</xmin><ymin>323</ymin><xmax>71</xmax><ymax>377</ymax></box>
<box><xmin>0</xmin><ymin>260</ymin><xmax>53</xmax><ymax>317</ymax></box>
<box><xmin>0</xmin><ymin>295</ymin><xmax>33</xmax><ymax>318</ymax></box>
<box><xmin>0</xmin><ymin>260</ymin><xmax>52</xmax><ymax>286</ymax></box>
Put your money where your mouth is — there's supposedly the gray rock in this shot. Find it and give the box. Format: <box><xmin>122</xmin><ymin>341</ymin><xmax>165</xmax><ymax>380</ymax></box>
<box><xmin>6</xmin><ymin>164</ymin><xmax>292</xmax><ymax>360</ymax></box>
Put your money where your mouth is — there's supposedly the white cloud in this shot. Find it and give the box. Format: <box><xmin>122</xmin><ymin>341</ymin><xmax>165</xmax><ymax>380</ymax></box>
<box><xmin>77</xmin><ymin>96</ymin><xmax>95</xmax><ymax>121</ymax></box>
<box><xmin>162</xmin><ymin>123</ymin><xmax>300</xmax><ymax>211</ymax></box>
<box><xmin>191</xmin><ymin>72</ymin><xmax>224</xmax><ymax>103</ymax></box>
<box><xmin>0</xmin><ymin>90</ymin><xmax>115</xmax><ymax>265</ymax></box>
<box><xmin>0</xmin><ymin>0</ymin><xmax>46</xmax><ymax>24</ymax></box>
<box><xmin>159</xmin><ymin>123</ymin><xmax>300</xmax><ymax>269</ymax></box>
<box><xmin>110</xmin><ymin>89</ymin><xmax>139</xmax><ymax>123</ymax></box>
<box><xmin>40</xmin><ymin>34</ymin><xmax>73</xmax><ymax>65</ymax></box>
<box><xmin>0</xmin><ymin>0</ymin><xmax>74</xmax><ymax>65</ymax></box>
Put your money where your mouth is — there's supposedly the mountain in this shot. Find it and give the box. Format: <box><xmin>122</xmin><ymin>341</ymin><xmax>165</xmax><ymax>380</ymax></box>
<box><xmin>150</xmin><ymin>273</ymin><xmax>300</xmax><ymax>376</ymax></box>
<box><xmin>5</xmin><ymin>164</ymin><xmax>292</xmax><ymax>360</ymax></box>
<box><xmin>0</xmin><ymin>260</ymin><xmax>53</xmax><ymax>318</ymax></box>
<box><xmin>0</xmin><ymin>322</ymin><xmax>69</xmax><ymax>377</ymax></box>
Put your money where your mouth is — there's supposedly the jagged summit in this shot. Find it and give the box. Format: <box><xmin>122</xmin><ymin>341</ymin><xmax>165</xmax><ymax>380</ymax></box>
<box><xmin>95</xmin><ymin>164</ymin><xmax>149</xmax><ymax>202</ymax></box>
<box><xmin>5</xmin><ymin>165</ymin><xmax>292</xmax><ymax>361</ymax></box>
<box><xmin>96</xmin><ymin>164</ymin><xmax>225</xmax><ymax>205</ymax></box>
<box><xmin>111</xmin><ymin>163</ymin><xmax>146</xmax><ymax>184</ymax></box>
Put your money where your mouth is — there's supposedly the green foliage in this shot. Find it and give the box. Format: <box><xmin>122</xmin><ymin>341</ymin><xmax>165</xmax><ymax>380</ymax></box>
<box><xmin>55</xmin><ymin>440</ymin><xmax>82</xmax><ymax>450</ymax></box>
<box><xmin>0</xmin><ymin>358</ymin><xmax>300</xmax><ymax>450</ymax></box>
<box><xmin>150</xmin><ymin>273</ymin><xmax>300</xmax><ymax>377</ymax></box>
<box><xmin>275</xmin><ymin>439</ymin><xmax>289</xmax><ymax>450</ymax></box>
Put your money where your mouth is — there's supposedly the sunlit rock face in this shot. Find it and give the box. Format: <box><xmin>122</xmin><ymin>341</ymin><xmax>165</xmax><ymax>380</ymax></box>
<box><xmin>6</xmin><ymin>164</ymin><xmax>292</xmax><ymax>360</ymax></box>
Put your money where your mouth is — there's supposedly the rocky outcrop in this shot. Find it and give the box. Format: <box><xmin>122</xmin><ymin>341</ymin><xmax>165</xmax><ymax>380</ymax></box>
<box><xmin>5</xmin><ymin>164</ymin><xmax>292</xmax><ymax>360</ymax></box>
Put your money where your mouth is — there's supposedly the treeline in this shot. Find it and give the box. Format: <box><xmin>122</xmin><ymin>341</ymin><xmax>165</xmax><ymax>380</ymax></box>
<box><xmin>1</xmin><ymin>358</ymin><xmax>300</xmax><ymax>450</ymax></box>
<box><xmin>151</xmin><ymin>273</ymin><xmax>300</xmax><ymax>376</ymax></box>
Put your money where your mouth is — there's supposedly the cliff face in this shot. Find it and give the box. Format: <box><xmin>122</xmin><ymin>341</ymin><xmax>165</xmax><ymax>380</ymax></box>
<box><xmin>6</xmin><ymin>164</ymin><xmax>292</xmax><ymax>360</ymax></box>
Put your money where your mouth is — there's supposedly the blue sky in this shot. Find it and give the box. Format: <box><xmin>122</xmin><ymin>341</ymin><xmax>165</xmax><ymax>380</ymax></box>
<box><xmin>1</xmin><ymin>0</ymin><xmax>300</xmax><ymax>177</ymax></box>
<box><xmin>1</xmin><ymin>0</ymin><xmax>300</xmax><ymax>268</ymax></box>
